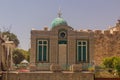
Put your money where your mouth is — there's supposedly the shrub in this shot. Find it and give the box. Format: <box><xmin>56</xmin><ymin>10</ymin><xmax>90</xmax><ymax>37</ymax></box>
<box><xmin>103</xmin><ymin>56</ymin><xmax>120</xmax><ymax>76</ymax></box>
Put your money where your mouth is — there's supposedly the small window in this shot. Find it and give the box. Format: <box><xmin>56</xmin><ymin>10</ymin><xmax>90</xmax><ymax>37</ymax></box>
<box><xmin>59</xmin><ymin>30</ymin><xmax>67</xmax><ymax>39</ymax></box>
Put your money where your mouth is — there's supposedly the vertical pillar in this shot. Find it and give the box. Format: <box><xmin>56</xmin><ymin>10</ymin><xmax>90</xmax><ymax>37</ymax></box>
<box><xmin>10</xmin><ymin>47</ymin><xmax>14</xmax><ymax>70</ymax></box>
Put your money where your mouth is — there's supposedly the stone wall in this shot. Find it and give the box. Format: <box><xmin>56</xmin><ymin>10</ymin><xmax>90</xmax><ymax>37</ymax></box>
<box><xmin>94</xmin><ymin>30</ymin><xmax>120</xmax><ymax>65</ymax></box>
<box><xmin>94</xmin><ymin>21</ymin><xmax>120</xmax><ymax>65</ymax></box>
<box><xmin>2</xmin><ymin>71</ymin><xmax>94</xmax><ymax>80</ymax></box>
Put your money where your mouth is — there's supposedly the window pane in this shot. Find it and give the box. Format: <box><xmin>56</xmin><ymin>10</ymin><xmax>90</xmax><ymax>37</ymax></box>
<box><xmin>83</xmin><ymin>46</ymin><xmax>86</xmax><ymax>62</ymax></box>
<box><xmin>43</xmin><ymin>46</ymin><xmax>47</xmax><ymax>61</ymax></box>
<box><xmin>78</xmin><ymin>42</ymin><xmax>81</xmax><ymax>45</ymax></box>
<box><xmin>39</xmin><ymin>46</ymin><xmax>42</xmax><ymax>61</ymax></box>
<box><xmin>58</xmin><ymin>40</ymin><xmax>67</xmax><ymax>44</ymax></box>
<box><xmin>78</xmin><ymin>46</ymin><xmax>81</xmax><ymax>62</ymax></box>
<box><xmin>39</xmin><ymin>41</ymin><xmax>42</xmax><ymax>44</ymax></box>
<box><xmin>43</xmin><ymin>41</ymin><xmax>47</xmax><ymax>44</ymax></box>
<box><xmin>83</xmin><ymin>42</ymin><xmax>86</xmax><ymax>45</ymax></box>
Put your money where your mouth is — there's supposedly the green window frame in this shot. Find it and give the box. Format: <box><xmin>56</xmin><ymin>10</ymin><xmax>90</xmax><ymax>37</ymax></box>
<box><xmin>37</xmin><ymin>40</ymin><xmax>48</xmax><ymax>62</ymax></box>
<box><xmin>77</xmin><ymin>40</ymin><xmax>88</xmax><ymax>62</ymax></box>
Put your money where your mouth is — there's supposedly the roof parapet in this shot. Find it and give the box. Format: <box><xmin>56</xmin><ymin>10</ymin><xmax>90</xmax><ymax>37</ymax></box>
<box><xmin>94</xmin><ymin>30</ymin><xmax>102</xmax><ymax>34</ymax></box>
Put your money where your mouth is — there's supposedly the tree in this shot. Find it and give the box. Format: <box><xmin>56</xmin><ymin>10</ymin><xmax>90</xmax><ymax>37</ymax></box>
<box><xmin>2</xmin><ymin>31</ymin><xmax>19</xmax><ymax>47</ymax></box>
<box><xmin>27</xmin><ymin>49</ymin><xmax>30</xmax><ymax>62</ymax></box>
<box><xmin>19</xmin><ymin>49</ymin><xmax>30</xmax><ymax>62</ymax></box>
<box><xmin>13</xmin><ymin>49</ymin><xmax>30</xmax><ymax>65</ymax></box>
<box><xmin>13</xmin><ymin>49</ymin><xmax>25</xmax><ymax>65</ymax></box>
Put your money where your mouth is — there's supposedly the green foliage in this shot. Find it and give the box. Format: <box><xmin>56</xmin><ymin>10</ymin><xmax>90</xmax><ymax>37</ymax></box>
<box><xmin>20</xmin><ymin>49</ymin><xmax>30</xmax><ymax>62</ymax></box>
<box><xmin>13</xmin><ymin>49</ymin><xmax>25</xmax><ymax>65</ymax></box>
<box><xmin>103</xmin><ymin>57</ymin><xmax>120</xmax><ymax>69</ymax></box>
<box><xmin>103</xmin><ymin>56</ymin><xmax>120</xmax><ymax>76</ymax></box>
<box><xmin>2</xmin><ymin>31</ymin><xmax>20</xmax><ymax>47</ymax></box>
<box><xmin>13</xmin><ymin>49</ymin><xmax>30</xmax><ymax>65</ymax></box>
<box><xmin>103</xmin><ymin>57</ymin><xmax>114</xmax><ymax>68</ymax></box>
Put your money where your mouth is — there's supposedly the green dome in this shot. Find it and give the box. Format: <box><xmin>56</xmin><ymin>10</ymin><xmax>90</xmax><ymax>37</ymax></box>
<box><xmin>51</xmin><ymin>17</ymin><xmax>68</xmax><ymax>28</ymax></box>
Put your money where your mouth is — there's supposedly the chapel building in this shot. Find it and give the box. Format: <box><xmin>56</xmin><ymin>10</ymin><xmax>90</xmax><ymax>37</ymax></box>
<box><xmin>30</xmin><ymin>12</ymin><xmax>94</xmax><ymax>70</ymax></box>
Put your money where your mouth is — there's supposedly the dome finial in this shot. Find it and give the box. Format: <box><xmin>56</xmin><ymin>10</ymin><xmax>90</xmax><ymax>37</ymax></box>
<box><xmin>58</xmin><ymin>8</ymin><xmax>62</xmax><ymax>18</ymax></box>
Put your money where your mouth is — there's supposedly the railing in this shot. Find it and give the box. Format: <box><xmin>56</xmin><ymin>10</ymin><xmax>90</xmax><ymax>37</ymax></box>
<box><xmin>31</xmin><ymin>63</ymin><xmax>94</xmax><ymax>71</ymax></box>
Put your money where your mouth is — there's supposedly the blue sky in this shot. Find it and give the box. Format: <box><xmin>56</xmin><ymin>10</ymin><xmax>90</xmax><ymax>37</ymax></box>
<box><xmin>0</xmin><ymin>0</ymin><xmax>120</xmax><ymax>50</ymax></box>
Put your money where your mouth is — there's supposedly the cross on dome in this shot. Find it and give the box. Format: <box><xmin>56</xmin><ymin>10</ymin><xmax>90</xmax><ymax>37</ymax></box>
<box><xmin>58</xmin><ymin>8</ymin><xmax>62</xmax><ymax>18</ymax></box>
<box><xmin>51</xmin><ymin>8</ymin><xmax>68</xmax><ymax>28</ymax></box>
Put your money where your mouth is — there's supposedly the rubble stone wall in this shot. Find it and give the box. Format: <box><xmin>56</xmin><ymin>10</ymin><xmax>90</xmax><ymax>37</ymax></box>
<box><xmin>94</xmin><ymin>30</ymin><xmax>120</xmax><ymax>65</ymax></box>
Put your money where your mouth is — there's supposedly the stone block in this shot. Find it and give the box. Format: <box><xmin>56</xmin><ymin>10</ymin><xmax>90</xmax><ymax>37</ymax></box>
<box><xmin>70</xmin><ymin>64</ymin><xmax>82</xmax><ymax>72</ymax></box>
<box><xmin>30</xmin><ymin>64</ymin><xmax>36</xmax><ymax>71</ymax></box>
<box><xmin>50</xmin><ymin>64</ymin><xmax>62</xmax><ymax>72</ymax></box>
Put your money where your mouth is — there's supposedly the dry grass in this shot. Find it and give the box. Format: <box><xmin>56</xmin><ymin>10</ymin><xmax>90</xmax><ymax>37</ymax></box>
<box><xmin>95</xmin><ymin>70</ymin><xmax>119</xmax><ymax>78</ymax></box>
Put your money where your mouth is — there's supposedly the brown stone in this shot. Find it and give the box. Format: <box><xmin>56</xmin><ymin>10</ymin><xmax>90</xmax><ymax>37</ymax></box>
<box><xmin>70</xmin><ymin>64</ymin><xmax>82</xmax><ymax>72</ymax></box>
<box><xmin>50</xmin><ymin>64</ymin><xmax>62</xmax><ymax>72</ymax></box>
<box><xmin>30</xmin><ymin>64</ymin><xmax>36</xmax><ymax>71</ymax></box>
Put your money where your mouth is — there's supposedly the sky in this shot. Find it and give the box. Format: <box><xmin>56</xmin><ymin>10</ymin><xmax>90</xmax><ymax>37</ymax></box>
<box><xmin>0</xmin><ymin>0</ymin><xmax>120</xmax><ymax>50</ymax></box>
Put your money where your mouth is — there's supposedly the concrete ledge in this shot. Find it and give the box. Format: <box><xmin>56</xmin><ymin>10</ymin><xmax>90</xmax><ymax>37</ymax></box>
<box><xmin>2</xmin><ymin>71</ymin><xmax>94</xmax><ymax>80</ymax></box>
